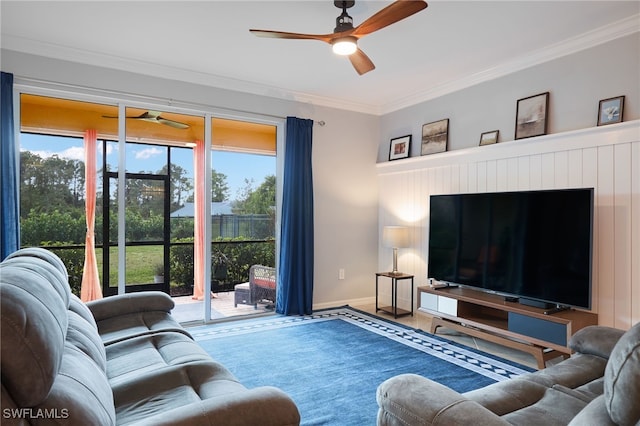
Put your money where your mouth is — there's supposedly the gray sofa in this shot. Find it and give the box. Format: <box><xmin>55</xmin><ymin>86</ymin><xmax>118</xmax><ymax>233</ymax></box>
<box><xmin>1</xmin><ymin>248</ymin><xmax>300</xmax><ymax>425</ymax></box>
<box><xmin>377</xmin><ymin>322</ymin><xmax>640</xmax><ymax>426</ymax></box>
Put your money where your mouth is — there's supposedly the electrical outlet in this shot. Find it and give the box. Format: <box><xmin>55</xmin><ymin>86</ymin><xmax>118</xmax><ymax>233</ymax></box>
<box><xmin>339</xmin><ymin>268</ymin><xmax>345</xmax><ymax>280</ymax></box>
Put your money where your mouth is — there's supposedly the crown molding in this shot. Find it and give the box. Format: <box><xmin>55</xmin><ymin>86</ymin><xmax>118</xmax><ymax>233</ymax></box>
<box><xmin>381</xmin><ymin>14</ymin><xmax>639</xmax><ymax>115</ymax></box>
<box><xmin>1</xmin><ymin>34</ymin><xmax>380</xmax><ymax>115</ymax></box>
<box><xmin>2</xmin><ymin>13</ymin><xmax>637</xmax><ymax>117</ymax></box>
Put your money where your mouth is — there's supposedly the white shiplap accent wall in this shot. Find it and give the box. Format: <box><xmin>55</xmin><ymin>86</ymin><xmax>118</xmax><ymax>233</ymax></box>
<box><xmin>377</xmin><ymin>120</ymin><xmax>640</xmax><ymax>330</ymax></box>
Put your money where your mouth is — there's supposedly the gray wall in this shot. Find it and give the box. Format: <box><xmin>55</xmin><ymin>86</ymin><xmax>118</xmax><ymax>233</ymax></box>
<box><xmin>378</xmin><ymin>34</ymin><xmax>640</xmax><ymax>162</ymax></box>
<box><xmin>1</xmin><ymin>49</ymin><xmax>380</xmax><ymax>308</ymax></box>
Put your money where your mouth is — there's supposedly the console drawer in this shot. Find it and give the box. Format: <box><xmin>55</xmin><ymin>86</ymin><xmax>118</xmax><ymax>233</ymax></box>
<box><xmin>508</xmin><ymin>312</ymin><xmax>567</xmax><ymax>346</ymax></box>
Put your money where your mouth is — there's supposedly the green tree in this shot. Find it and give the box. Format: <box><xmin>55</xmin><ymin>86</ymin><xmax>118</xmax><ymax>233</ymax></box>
<box><xmin>212</xmin><ymin>170</ymin><xmax>230</xmax><ymax>202</ymax></box>
<box><xmin>186</xmin><ymin>169</ymin><xmax>230</xmax><ymax>203</ymax></box>
<box><xmin>233</xmin><ymin>175</ymin><xmax>276</xmax><ymax>214</ymax></box>
<box><xmin>20</xmin><ymin>151</ymin><xmax>85</xmax><ymax>217</ymax></box>
<box><xmin>158</xmin><ymin>164</ymin><xmax>193</xmax><ymax>211</ymax></box>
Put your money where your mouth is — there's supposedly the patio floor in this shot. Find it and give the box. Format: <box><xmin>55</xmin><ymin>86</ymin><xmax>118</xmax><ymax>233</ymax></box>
<box><xmin>171</xmin><ymin>290</ymin><xmax>274</xmax><ymax>323</ymax></box>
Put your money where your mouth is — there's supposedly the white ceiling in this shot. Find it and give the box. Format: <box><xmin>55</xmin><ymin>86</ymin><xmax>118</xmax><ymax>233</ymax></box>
<box><xmin>1</xmin><ymin>1</ymin><xmax>638</xmax><ymax>115</ymax></box>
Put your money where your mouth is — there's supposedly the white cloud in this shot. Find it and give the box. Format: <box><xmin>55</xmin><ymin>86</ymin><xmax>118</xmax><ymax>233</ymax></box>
<box><xmin>97</xmin><ymin>140</ymin><xmax>117</xmax><ymax>156</ymax></box>
<box><xmin>61</xmin><ymin>146</ymin><xmax>85</xmax><ymax>161</ymax></box>
<box><xmin>23</xmin><ymin>146</ymin><xmax>85</xmax><ymax>161</ymax></box>
<box><xmin>135</xmin><ymin>147</ymin><xmax>163</xmax><ymax>160</ymax></box>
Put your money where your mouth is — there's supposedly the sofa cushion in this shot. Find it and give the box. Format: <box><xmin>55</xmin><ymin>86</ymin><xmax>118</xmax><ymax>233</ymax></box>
<box><xmin>127</xmin><ymin>386</ymin><xmax>301</xmax><ymax>426</ymax></box>
<box><xmin>69</xmin><ymin>293</ymin><xmax>100</xmax><ymax>326</ymax></box>
<box><xmin>67</xmin><ymin>310</ymin><xmax>108</xmax><ymax>371</ymax></box>
<box><xmin>464</xmin><ymin>377</ymin><xmax>549</xmax><ymax>415</ymax></box>
<box><xmin>3</xmin><ymin>256</ymin><xmax>71</xmax><ymax>308</ymax></box>
<box><xmin>112</xmin><ymin>361</ymin><xmax>247</xmax><ymax>425</ymax></box>
<box><xmin>568</xmin><ymin>395</ymin><xmax>617</xmax><ymax>426</ymax></box>
<box><xmin>502</xmin><ymin>386</ymin><xmax>589</xmax><ymax>426</ymax></box>
<box><xmin>522</xmin><ymin>353</ymin><xmax>607</xmax><ymax>389</ymax></box>
<box><xmin>105</xmin><ymin>332</ymin><xmax>214</xmax><ymax>386</ymax></box>
<box><xmin>34</xmin><ymin>342</ymin><xmax>116</xmax><ymax>425</ymax></box>
<box><xmin>552</xmin><ymin>376</ymin><xmax>604</xmax><ymax>404</ymax></box>
<box><xmin>604</xmin><ymin>322</ymin><xmax>640</xmax><ymax>426</ymax></box>
<box><xmin>0</xmin><ymin>264</ymin><xmax>68</xmax><ymax>406</ymax></box>
<box><xmin>5</xmin><ymin>246</ymin><xmax>70</xmax><ymax>282</ymax></box>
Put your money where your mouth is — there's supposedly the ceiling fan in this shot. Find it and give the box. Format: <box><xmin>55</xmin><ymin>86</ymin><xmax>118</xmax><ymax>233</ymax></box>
<box><xmin>102</xmin><ymin>111</ymin><xmax>190</xmax><ymax>129</ymax></box>
<box><xmin>250</xmin><ymin>0</ymin><xmax>428</xmax><ymax>75</ymax></box>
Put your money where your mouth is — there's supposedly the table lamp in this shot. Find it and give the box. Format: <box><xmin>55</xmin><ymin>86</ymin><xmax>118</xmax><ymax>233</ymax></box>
<box><xmin>382</xmin><ymin>226</ymin><xmax>410</xmax><ymax>275</ymax></box>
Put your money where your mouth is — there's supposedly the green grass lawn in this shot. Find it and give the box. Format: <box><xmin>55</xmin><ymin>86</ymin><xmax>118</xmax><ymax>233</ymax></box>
<box><xmin>96</xmin><ymin>245</ymin><xmax>164</xmax><ymax>287</ymax></box>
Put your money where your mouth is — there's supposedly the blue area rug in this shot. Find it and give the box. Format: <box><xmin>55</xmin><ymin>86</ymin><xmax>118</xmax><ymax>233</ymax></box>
<box><xmin>191</xmin><ymin>307</ymin><xmax>533</xmax><ymax>425</ymax></box>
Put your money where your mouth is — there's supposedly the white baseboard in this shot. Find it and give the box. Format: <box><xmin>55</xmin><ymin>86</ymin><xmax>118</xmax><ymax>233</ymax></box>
<box><xmin>313</xmin><ymin>296</ymin><xmax>376</xmax><ymax>311</ymax></box>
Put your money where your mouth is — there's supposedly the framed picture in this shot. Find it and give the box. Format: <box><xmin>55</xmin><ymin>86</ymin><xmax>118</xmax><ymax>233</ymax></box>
<box><xmin>389</xmin><ymin>135</ymin><xmax>411</xmax><ymax>161</ymax></box>
<box><xmin>597</xmin><ymin>95</ymin><xmax>624</xmax><ymax>126</ymax></box>
<box><xmin>479</xmin><ymin>130</ymin><xmax>499</xmax><ymax>146</ymax></box>
<box><xmin>421</xmin><ymin>119</ymin><xmax>449</xmax><ymax>155</ymax></box>
<box><xmin>515</xmin><ymin>92</ymin><xmax>549</xmax><ymax>140</ymax></box>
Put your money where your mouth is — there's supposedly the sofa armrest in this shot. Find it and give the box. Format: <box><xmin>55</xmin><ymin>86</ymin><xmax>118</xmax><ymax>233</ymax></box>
<box><xmin>377</xmin><ymin>374</ymin><xmax>510</xmax><ymax>426</ymax></box>
<box><xmin>569</xmin><ymin>325</ymin><xmax>626</xmax><ymax>359</ymax></box>
<box><xmin>130</xmin><ymin>386</ymin><xmax>300</xmax><ymax>426</ymax></box>
<box><xmin>86</xmin><ymin>291</ymin><xmax>175</xmax><ymax>322</ymax></box>
<box><xmin>568</xmin><ymin>395</ymin><xmax>617</xmax><ymax>426</ymax></box>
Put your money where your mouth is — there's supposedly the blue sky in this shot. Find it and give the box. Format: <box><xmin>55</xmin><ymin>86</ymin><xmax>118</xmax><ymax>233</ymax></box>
<box><xmin>20</xmin><ymin>133</ymin><xmax>275</xmax><ymax>201</ymax></box>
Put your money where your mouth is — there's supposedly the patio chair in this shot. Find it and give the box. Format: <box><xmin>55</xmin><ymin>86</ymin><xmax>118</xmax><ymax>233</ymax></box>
<box><xmin>234</xmin><ymin>265</ymin><xmax>276</xmax><ymax>309</ymax></box>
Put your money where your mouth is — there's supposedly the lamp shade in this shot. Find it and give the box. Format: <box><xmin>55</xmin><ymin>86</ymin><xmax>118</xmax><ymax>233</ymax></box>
<box><xmin>382</xmin><ymin>226</ymin><xmax>410</xmax><ymax>248</ymax></box>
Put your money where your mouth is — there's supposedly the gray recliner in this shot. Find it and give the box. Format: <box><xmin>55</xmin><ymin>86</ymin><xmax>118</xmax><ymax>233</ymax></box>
<box><xmin>377</xmin><ymin>322</ymin><xmax>639</xmax><ymax>426</ymax></box>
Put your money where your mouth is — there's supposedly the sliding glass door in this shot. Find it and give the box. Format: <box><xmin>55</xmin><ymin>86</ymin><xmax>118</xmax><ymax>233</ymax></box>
<box><xmin>19</xmin><ymin>92</ymin><xmax>280</xmax><ymax>323</ymax></box>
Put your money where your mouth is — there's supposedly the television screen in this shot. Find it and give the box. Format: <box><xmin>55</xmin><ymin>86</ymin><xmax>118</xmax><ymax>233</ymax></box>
<box><xmin>428</xmin><ymin>188</ymin><xmax>593</xmax><ymax>309</ymax></box>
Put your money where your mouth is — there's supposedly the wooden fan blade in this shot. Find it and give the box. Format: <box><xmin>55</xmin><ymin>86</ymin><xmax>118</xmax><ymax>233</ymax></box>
<box><xmin>349</xmin><ymin>48</ymin><xmax>375</xmax><ymax>75</ymax></box>
<box><xmin>102</xmin><ymin>112</ymin><xmax>189</xmax><ymax>129</ymax></box>
<box><xmin>101</xmin><ymin>113</ymin><xmax>153</xmax><ymax>119</ymax></box>
<box><xmin>143</xmin><ymin>111</ymin><xmax>162</xmax><ymax>119</ymax></box>
<box><xmin>158</xmin><ymin>118</ymin><xmax>190</xmax><ymax>129</ymax></box>
<box><xmin>354</xmin><ymin>0</ymin><xmax>427</xmax><ymax>37</ymax></box>
<box><xmin>250</xmin><ymin>29</ymin><xmax>334</xmax><ymax>43</ymax></box>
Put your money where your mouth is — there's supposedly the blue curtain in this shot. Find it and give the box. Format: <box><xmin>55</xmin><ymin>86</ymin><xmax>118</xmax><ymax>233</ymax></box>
<box><xmin>1</xmin><ymin>71</ymin><xmax>19</xmax><ymax>260</ymax></box>
<box><xmin>277</xmin><ymin>117</ymin><xmax>314</xmax><ymax>315</ymax></box>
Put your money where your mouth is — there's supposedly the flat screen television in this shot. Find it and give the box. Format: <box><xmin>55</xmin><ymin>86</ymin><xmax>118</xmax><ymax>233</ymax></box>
<box><xmin>427</xmin><ymin>188</ymin><xmax>593</xmax><ymax>310</ymax></box>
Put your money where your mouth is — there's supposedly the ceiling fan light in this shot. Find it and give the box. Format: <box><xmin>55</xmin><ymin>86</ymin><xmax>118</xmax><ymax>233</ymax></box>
<box><xmin>332</xmin><ymin>36</ymin><xmax>357</xmax><ymax>55</ymax></box>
